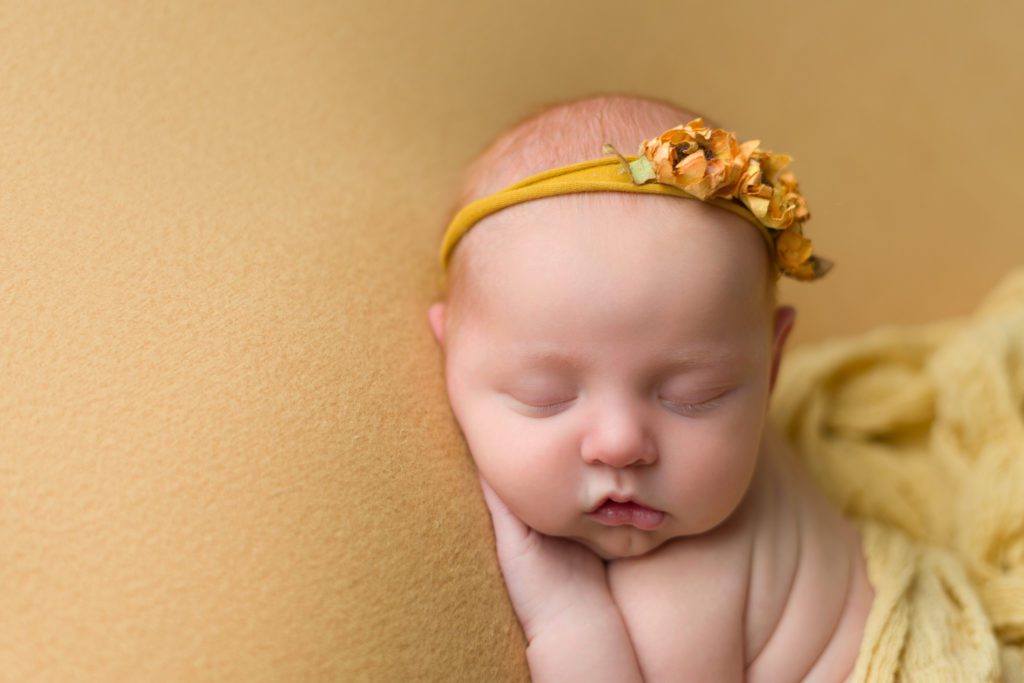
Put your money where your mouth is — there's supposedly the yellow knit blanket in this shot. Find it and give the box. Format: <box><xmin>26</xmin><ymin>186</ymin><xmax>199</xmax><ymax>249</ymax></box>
<box><xmin>769</xmin><ymin>266</ymin><xmax>1024</xmax><ymax>682</ymax></box>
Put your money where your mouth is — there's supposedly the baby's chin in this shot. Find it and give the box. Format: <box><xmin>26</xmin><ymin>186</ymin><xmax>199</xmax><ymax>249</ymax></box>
<box><xmin>571</xmin><ymin>530</ymin><xmax>673</xmax><ymax>561</ymax></box>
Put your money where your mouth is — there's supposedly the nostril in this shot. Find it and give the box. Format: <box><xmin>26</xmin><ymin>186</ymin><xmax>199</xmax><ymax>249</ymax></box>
<box><xmin>583</xmin><ymin>453</ymin><xmax>655</xmax><ymax>469</ymax></box>
<box><xmin>580</xmin><ymin>422</ymin><xmax>656</xmax><ymax>467</ymax></box>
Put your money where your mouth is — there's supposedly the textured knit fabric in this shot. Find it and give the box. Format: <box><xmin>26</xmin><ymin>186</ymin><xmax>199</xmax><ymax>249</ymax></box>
<box><xmin>770</xmin><ymin>266</ymin><xmax>1024</xmax><ymax>682</ymax></box>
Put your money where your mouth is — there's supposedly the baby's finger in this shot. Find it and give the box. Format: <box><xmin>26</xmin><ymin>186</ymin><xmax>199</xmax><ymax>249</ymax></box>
<box><xmin>477</xmin><ymin>474</ymin><xmax>529</xmax><ymax>545</ymax></box>
<box><xmin>477</xmin><ymin>474</ymin><xmax>508</xmax><ymax>515</ymax></box>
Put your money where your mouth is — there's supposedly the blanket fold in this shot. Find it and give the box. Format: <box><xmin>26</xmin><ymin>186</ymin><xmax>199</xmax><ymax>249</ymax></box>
<box><xmin>770</xmin><ymin>266</ymin><xmax>1024</xmax><ymax>682</ymax></box>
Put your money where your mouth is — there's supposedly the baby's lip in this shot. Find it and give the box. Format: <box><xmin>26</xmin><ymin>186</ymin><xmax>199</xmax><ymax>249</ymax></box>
<box><xmin>586</xmin><ymin>492</ymin><xmax>661</xmax><ymax>514</ymax></box>
<box><xmin>587</xmin><ymin>495</ymin><xmax>666</xmax><ymax>531</ymax></box>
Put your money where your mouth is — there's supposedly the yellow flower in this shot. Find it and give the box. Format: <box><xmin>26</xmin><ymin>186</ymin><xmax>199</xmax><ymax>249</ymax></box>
<box><xmin>640</xmin><ymin>118</ymin><xmax>759</xmax><ymax>201</ymax></box>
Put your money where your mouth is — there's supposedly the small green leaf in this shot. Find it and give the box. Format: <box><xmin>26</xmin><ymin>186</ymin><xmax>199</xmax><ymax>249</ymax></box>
<box><xmin>602</xmin><ymin>143</ymin><xmax>656</xmax><ymax>185</ymax></box>
<box><xmin>627</xmin><ymin>156</ymin><xmax>656</xmax><ymax>185</ymax></box>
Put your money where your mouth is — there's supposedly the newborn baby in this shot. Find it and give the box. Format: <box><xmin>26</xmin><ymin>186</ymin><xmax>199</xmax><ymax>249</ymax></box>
<box><xmin>427</xmin><ymin>95</ymin><xmax>875</xmax><ymax>682</ymax></box>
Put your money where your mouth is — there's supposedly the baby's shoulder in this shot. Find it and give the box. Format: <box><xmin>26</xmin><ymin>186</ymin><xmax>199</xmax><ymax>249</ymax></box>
<box><xmin>744</xmin><ymin>428</ymin><xmax>873</xmax><ymax>682</ymax></box>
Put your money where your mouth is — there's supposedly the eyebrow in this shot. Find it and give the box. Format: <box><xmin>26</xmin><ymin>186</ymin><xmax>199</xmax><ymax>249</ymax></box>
<box><xmin>512</xmin><ymin>347</ymin><xmax>739</xmax><ymax>371</ymax></box>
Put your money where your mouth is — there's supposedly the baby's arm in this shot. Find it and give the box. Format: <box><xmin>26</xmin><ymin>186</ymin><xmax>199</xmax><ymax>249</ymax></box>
<box><xmin>526</xmin><ymin>599</ymin><xmax>641</xmax><ymax>682</ymax></box>
<box><xmin>607</xmin><ymin>534</ymin><xmax>749</xmax><ymax>682</ymax></box>
<box><xmin>477</xmin><ymin>477</ymin><xmax>643</xmax><ymax>683</ymax></box>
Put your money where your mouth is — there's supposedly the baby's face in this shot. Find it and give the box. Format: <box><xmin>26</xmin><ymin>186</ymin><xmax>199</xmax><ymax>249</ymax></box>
<box><xmin>431</xmin><ymin>195</ymin><xmax>792</xmax><ymax>560</ymax></box>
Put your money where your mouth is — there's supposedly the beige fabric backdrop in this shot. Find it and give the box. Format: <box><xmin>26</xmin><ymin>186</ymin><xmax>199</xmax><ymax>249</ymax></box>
<box><xmin>1</xmin><ymin>1</ymin><xmax>1021</xmax><ymax>680</ymax></box>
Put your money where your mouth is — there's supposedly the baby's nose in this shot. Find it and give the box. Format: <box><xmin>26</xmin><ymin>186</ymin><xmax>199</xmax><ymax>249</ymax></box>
<box><xmin>579</xmin><ymin>408</ymin><xmax>657</xmax><ymax>468</ymax></box>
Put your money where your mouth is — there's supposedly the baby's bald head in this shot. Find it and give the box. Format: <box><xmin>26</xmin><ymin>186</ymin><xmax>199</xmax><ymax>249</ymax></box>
<box><xmin>439</xmin><ymin>94</ymin><xmax>780</xmax><ymax>345</ymax></box>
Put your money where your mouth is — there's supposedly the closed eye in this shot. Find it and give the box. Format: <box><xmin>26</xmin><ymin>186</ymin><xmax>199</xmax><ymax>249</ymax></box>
<box><xmin>510</xmin><ymin>393</ymin><xmax>728</xmax><ymax>418</ymax></box>
<box><xmin>660</xmin><ymin>393</ymin><xmax>727</xmax><ymax>415</ymax></box>
<box><xmin>504</xmin><ymin>393</ymin><xmax>576</xmax><ymax>417</ymax></box>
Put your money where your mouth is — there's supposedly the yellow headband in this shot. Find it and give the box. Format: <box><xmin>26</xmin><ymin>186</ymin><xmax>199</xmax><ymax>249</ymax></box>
<box><xmin>438</xmin><ymin>118</ymin><xmax>833</xmax><ymax>290</ymax></box>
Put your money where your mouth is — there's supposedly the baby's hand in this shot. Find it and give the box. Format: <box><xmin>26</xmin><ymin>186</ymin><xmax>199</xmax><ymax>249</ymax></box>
<box><xmin>477</xmin><ymin>475</ymin><xmax>643</xmax><ymax>682</ymax></box>
<box><xmin>476</xmin><ymin>474</ymin><xmax>608</xmax><ymax>639</ymax></box>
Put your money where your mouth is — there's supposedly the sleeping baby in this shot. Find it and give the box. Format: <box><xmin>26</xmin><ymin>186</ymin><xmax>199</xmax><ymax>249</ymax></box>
<box><xmin>427</xmin><ymin>95</ymin><xmax>876</xmax><ymax>682</ymax></box>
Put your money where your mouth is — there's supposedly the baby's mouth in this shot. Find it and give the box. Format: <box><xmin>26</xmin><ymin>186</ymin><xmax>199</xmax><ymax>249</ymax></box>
<box><xmin>588</xmin><ymin>497</ymin><xmax>665</xmax><ymax>531</ymax></box>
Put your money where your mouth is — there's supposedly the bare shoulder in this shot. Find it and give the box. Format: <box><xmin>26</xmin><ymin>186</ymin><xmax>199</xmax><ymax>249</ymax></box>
<box><xmin>744</xmin><ymin>424</ymin><xmax>875</xmax><ymax>683</ymax></box>
<box><xmin>606</xmin><ymin>502</ymin><xmax>755</xmax><ymax>682</ymax></box>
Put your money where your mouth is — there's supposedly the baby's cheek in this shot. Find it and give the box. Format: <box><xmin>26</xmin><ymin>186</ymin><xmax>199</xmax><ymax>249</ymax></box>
<box><xmin>473</xmin><ymin>425</ymin><xmax>579</xmax><ymax>533</ymax></box>
<box><xmin>662</xmin><ymin>428</ymin><xmax>760</xmax><ymax>534</ymax></box>
<box><xmin>700</xmin><ymin>433</ymin><xmax>762</xmax><ymax>525</ymax></box>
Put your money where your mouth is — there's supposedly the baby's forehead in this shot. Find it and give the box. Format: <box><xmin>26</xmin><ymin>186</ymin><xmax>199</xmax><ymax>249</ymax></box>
<box><xmin>456</xmin><ymin>192</ymin><xmax>769</xmax><ymax>307</ymax></box>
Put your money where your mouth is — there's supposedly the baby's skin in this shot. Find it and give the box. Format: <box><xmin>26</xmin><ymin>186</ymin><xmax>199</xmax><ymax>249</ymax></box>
<box><xmin>478</xmin><ymin>421</ymin><xmax>873</xmax><ymax>682</ymax></box>
<box><xmin>429</xmin><ymin>191</ymin><xmax>875</xmax><ymax>681</ymax></box>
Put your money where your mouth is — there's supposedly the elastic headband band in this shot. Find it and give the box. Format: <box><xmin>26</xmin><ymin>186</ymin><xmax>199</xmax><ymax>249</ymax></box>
<box><xmin>437</xmin><ymin>117</ymin><xmax>833</xmax><ymax>292</ymax></box>
<box><xmin>439</xmin><ymin>155</ymin><xmax>777</xmax><ymax>274</ymax></box>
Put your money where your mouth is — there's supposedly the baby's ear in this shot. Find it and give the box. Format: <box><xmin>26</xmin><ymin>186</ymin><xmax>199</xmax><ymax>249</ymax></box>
<box><xmin>427</xmin><ymin>301</ymin><xmax>446</xmax><ymax>347</ymax></box>
<box><xmin>768</xmin><ymin>306</ymin><xmax>797</xmax><ymax>394</ymax></box>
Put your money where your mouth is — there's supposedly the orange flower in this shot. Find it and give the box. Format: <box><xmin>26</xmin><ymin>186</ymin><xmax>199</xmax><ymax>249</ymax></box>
<box><xmin>737</xmin><ymin>149</ymin><xmax>808</xmax><ymax>230</ymax></box>
<box><xmin>605</xmin><ymin>118</ymin><xmax>834</xmax><ymax>282</ymax></box>
<box><xmin>775</xmin><ymin>224</ymin><xmax>833</xmax><ymax>280</ymax></box>
<box><xmin>779</xmin><ymin>171</ymin><xmax>810</xmax><ymax>223</ymax></box>
<box><xmin>776</xmin><ymin>224</ymin><xmax>813</xmax><ymax>271</ymax></box>
<box><xmin>640</xmin><ymin>118</ymin><xmax>759</xmax><ymax>201</ymax></box>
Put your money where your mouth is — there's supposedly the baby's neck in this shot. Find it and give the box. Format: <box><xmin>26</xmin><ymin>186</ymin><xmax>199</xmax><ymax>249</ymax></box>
<box><xmin>741</xmin><ymin>422</ymin><xmax>872</xmax><ymax>681</ymax></box>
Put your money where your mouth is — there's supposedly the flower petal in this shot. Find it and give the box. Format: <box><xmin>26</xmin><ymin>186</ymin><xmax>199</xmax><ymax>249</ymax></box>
<box><xmin>630</xmin><ymin>119</ymin><xmax>829</xmax><ymax>281</ymax></box>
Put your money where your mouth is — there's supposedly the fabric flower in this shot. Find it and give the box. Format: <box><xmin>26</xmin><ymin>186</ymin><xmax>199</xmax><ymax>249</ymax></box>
<box><xmin>778</xmin><ymin>171</ymin><xmax>810</xmax><ymax>224</ymax></box>
<box><xmin>777</xmin><ymin>224</ymin><xmax>813</xmax><ymax>271</ymax></box>
<box><xmin>776</xmin><ymin>224</ymin><xmax>833</xmax><ymax>280</ymax></box>
<box><xmin>604</xmin><ymin>117</ymin><xmax>833</xmax><ymax>282</ymax></box>
<box><xmin>639</xmin><ymin>118</ymin><xmax>759</xmax><ymax>201</ymax></box>
<box><xmin>737</xmin><ymin>149</ymin><xmax>808</xmax><ymax>230</ymax></box>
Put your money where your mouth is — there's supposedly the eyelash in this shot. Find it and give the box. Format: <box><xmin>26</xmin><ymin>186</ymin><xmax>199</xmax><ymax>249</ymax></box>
<box><xmin>662</xmin><ymin>397</ymin><xmax>723</xmax><ymax>414</ymax></box>
<box><xmin>521</xmin><ymin>399</ymin><xmax>573</xmax><ymax>414</ymax></box>
<box><xmin>520</xmin><ymin>396</ymin><xmax>723</xmax><ymax>416</ymax></box>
